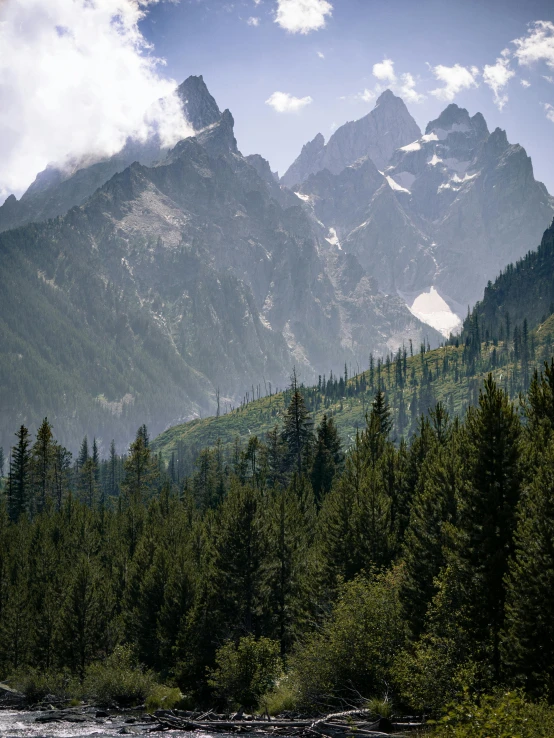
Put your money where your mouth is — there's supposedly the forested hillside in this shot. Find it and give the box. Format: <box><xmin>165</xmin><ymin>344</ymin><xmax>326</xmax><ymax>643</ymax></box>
<box><xmin>460</xmin><ymin>218</ymin><xmax>554</xmax><ymax>336</ymax></box>
<box><xmin>153</xmin><ymin>308</ymin><xmax>554</xmax><ymax>474</ymax></box>
<box><xmin>2</xmin><ymin>366</ymin><xmax>554</xmax><ymax>735</ymax></box>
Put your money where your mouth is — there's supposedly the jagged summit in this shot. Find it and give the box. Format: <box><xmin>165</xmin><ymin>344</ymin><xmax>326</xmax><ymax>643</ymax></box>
<box><xmin>374</xmin><ymin>88</ymin><xmax>410</xmax><ymax>110</ymax></box>
<box><xmin>281</xmin><ymin>89</ymin><xmax>421</xmax><ymax>186</ymax></box>
<box><xmin>376</xmin><ymin>88</ymin><xmax>397</xmax><ymax>103</ymax></box>
<box><xmin>426</xmin><ymin>104</ymin><xmax>489</xmax><ymax>139</ymax></box>
<box><xmin>427</xmin><ymin>103</ymin><xmax>471</xmax><ymax>131</ymax></box>
<box><xmin>177</xmin><ymin>75</ymin><xmax>222</xmax><ymax>131</ymax></box>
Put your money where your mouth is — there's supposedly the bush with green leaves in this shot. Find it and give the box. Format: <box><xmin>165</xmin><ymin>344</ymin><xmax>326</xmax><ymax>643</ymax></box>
<box><xmin>431</xmin><ymin>690</ymin><xmax>554</xmax><ymax>738</ymax></box>
<box><xmin>291</xmin><ymin>568</ymin><xmax>407</xmax><ymax>708</ymax></box>
<box><xmin>7</xmin><ymin>667</ymin><xmax>80</xmax><ymax>704</ymax></box>
<box><xmin>261</xmin><ymin>674</ymin><xmax>301</xmax><ymax>715</ymax></box>
<box><xmin>83</xmin><ymin>645</ymin><xmax>155</xmax><ymax>706</ymax></box>
<box><xmin>208</xmin><ymin>636</ymin><xmax>282</xmax><ymax>709</ymax></box>
<box><xmin>145</xmin><ymin>685</ymin><xmax>185</xmax><ymax>712</ymax></box>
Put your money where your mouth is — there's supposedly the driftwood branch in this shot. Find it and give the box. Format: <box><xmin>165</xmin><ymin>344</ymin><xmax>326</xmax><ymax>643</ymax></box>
<box><xmin>148</xmin><ymin>707</ymin><xmax>424</xmax><ymax>736</ymax></box>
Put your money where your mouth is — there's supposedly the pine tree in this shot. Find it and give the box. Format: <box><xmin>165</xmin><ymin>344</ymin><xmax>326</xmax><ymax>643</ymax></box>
<box><xmin>31</xmin><ymin>418</ymin><xmax>55</xmax><ymax>514</ymax></box>
<box><xmin>400</xmin><ymin>440</ymin><xmax>462</xmax><ymax>636</ymax></box>
<box><xmin>456</xmin><ymin>375</ymin><xmax>522</xmax><ymax>678</ymax></box>
<box><xmin>266</xmin><ymin>425</ymin><xmax>287</xmax><ymax>488</ymax></box>
<box><xmin>261</xmin><ymin>481</ymin><xmax>316</xmax><ymax>655</ymax></box>
<box><xmin>0</xmin><ymin>521</ymin><xmax>31</xmax><ymax>671</ymax></box>
<box><xmin>310</xmin><ymin>414</ymin><xmax>343</xmax><ymax>505</ymax></box>
<box><xmin>281</xmin><ymin>370</ymin><xmax>314</xmax><ymax>475</ymax></box>
<box><xmin>502</xmin><ymin>438</ymin><xmax>554</xmax><ymax>698</ymax></box>
<box><xmin>363</xmin><ymin>391</ymin><xmax>392</xmax><ymax>467</ymax></box>
<box><xmin>213</xmin><ymin>481</ymin><xmax>264</xmax><ymax>637</ymax></box>
<box><xmin>77</xmin><ymin>436</ymin><xmax>89</xmax><ymax>470</ymax></box>
<box><xmin>52</xmin><ymin>444</ymin><xmax>72</xmax><ymax>511</ymax></box>
<box><xmin>108</xmin><ymin>440</ymin><xmax>118</xmax><ymax>499</ymax></box>
<box><xmin>121</xmin><ymin>427</ymin><xmax>157</xmax><ymax>507</ymax></box>
<box><xmin>8</xmin><ymin>426</ymin><xmax>31</xmax><ymax>522</ymax></box>
<box><xmin>56</xmin><ymin>555</ymin><xmax>106</xmax><ymax>676</ymax></box>
<box><xmin>92</xmin><ymin>438</ymin><xmax>100</xmax><ymax>484</ymax></box>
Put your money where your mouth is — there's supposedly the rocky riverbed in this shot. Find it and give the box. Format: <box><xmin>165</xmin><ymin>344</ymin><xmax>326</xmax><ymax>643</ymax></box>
<box><xmin>0</xmin><ymin>708</ymin><xmax>239</xmax><ymax>738</ymax></box>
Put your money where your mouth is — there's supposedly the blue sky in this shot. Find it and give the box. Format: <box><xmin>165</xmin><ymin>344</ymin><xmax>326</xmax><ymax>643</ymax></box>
<box><xmin>0</xmin><ymin>0</ymin><xmax>553</xmax><ymax>200</ymax></box>
<box><xmin>142</xmin><ymin>0</ymin><xmax>554</xmax><ymax>189</ymax></box>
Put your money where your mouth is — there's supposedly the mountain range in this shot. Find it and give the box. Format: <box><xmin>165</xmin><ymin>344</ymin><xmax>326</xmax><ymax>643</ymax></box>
<box><xmin>287</xmin><ymin>92</ymin><xmax>554</xmax><ymax>325</ymax></box>
<box><xmin>0</xmin><ymin>75</ymin><xmax>552</xmax><ymax>452</ymax></box>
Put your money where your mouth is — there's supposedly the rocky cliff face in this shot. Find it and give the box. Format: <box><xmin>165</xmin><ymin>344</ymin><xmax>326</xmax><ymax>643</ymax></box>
<box><xmin>0</xmin><ymin>80</ymin><xmax>437</xmax><ymax>450</ymax></box>
<box><xmin>281</xmin><ymin>90</ymin><xmax>422</xmax><ymax>187</ymax></box>
<box><xmin>294</xmin><ymin>100</ymin><xmax>554</xmax><ymax>328</ymax></box>
<box><xmin>0</xmin><ymin>76</ymin><xmax>217</xmax><ymax>234</ymax></box>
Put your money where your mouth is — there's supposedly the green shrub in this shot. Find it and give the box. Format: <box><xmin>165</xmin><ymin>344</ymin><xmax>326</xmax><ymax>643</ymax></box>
<box><xmin>8</xmin><ymin>668</ymin><xmax>79</xmax><ymax>703</ymax></box>
<box><xmin>290</xmin><ymin>569</ymin><xmax>407</xmax><ymax>708</ymax></box>
<box><xmin>431</xmin><ymin>690</ymin><xmax>554</xmax><ymax>738</ymax></box>
<box><xmin>261</xmin><ymin>674</ymin><xmax>300</xmax><ymax>715</ymax></box>
<box><xmin>145</xmin><ymin>685</ymin><xmax>184</xmax><ymax>712</ymax></box>
<box><xmin>208</xmin><ymin>636</ymin><xmax>282</xmax><ymax>709</ymax></box>
<box><xmin>365</xmin><ymin>697</ymin><xmax>392</xmax><ymax>719</ymax></box>
<box><xmin>83</xmin><ymin>645</ymin><xmax>155</xmax><ymax>706</ymax></box>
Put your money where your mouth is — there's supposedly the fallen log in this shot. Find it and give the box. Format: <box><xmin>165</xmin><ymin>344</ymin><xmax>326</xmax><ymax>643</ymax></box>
<box><xmin>149</xmin><ymin>707</ymin><xmax>408</xmax><ymax>737</ymax></box>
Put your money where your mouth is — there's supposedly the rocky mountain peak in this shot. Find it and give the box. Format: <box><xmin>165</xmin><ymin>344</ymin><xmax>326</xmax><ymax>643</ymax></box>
<box><xmin>195</xmin><ymin>108</ymin><xmax>238</xmax><ymax>156</ymax></box>
<box><xmin>304</xmin><ymin>132</ymin><xmax>325</xmax><ymax>154</ymax></box>
<box><xmin>488</xmin><ymin>126</ymin><xmax>509</xmax><ymax>149</ymax></box>
<box><xmin>470</xmin><ymin>112</ymin><xmax>489</xmax><ymax>139</ymax></box>
<box><xmin>375</xmin><ymin>88</ymin><xmax>397</xmax><ymax>104</ymax></box>
<box><xmin>282</xmin><ymin>90</ymin><xmax>421</xmax><ymax>186</ymax></box>
<box><xmin>426</xmin><ymin>103</ymin><xmax>472</xmax><ymax>134</ymax></box>
<box><xmin>177</xmin><ymin>75</ymin><xmax>222</xmax><ymax>131</ymax></box>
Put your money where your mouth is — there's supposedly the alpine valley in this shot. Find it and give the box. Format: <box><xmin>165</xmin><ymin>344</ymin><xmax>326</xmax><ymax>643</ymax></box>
<box><xmin>1</xmin><ymin>76</ymin><xmax>552</xmax><ymax>452</ymax></box>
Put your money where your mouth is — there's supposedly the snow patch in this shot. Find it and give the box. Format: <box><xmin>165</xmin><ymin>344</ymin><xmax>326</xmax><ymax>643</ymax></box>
<box><xmin>394</xmin><ymin>171</ymin><xmax>416</xmax><ymax>190</ymax></box>
<box><xmin>429</xmin><ymin>153</ymin><xmax>442</xmax><ymax>166</ymax></box>
<box><xmin>399</xmin><ymin>140</ymin><xmax>421</xmax><ymax>152</ymax></box>
<box><xmin>386</xmin><ymin>175</ymin><xmax>411</xmax><ymax>194</ymax></box>
<box><xmin>294</xmin><ymin>191</ymin><xmax>312</xmax><ymax>202</ymax></box>
<box><xmin>408</xmin><ymin>287</ymin><xmax>462</xmax><ymax>336</ymax></box>
<box><xmin>421</xmin><ymin>132</ymin><xmax>439</xmax><ymax>143</ymax></box>
<box><xmin>438</xmin><ymin>170</ymin><xmax>479</xmax><ymax>192</ymax></box>
<box><xmin>325</xmin><ymin>227</ymin><xmax>342</xmax><ymax>250</ymax></box>
<box><xmin>452</xmin><ymin>171</ymin><xmax>478</xmax><ymax>183</ymax></box>
<box><xmin>433</xmin><ymin>123</ymin><xmax>470</xmax><ymax>140</ymax></box>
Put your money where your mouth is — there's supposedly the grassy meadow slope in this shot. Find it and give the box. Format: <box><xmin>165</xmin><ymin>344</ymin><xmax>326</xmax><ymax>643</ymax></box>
<box><xmin>153</xmin><ymin>312</ymin><xmax>554</xmax><ymax>463</ymax></box>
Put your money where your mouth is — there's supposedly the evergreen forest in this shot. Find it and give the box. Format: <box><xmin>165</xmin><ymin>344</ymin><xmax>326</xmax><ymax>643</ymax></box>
<box><xmin>3</xmin><ymin>358</ymin><xmax>554</xmax><ymax>736</ymax></box>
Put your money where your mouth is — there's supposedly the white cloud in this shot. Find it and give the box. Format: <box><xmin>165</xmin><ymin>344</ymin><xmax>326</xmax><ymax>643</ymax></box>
<box><xmin>544</xmin><ymin>75</ymin><xmax>554</xmax><ymax>84</ymax></box>
<box><xmin>274</xmin><ymin>0</ymin><xmax>332</xmax><ymax>34</ymax></box>
<box><xmin>513</xmin><ymin>21</ymin><xmax>554</xmax><ymax>69</ymax></box>
<box><xmin>317</xmin><ymin>51</ymin><xmax>325</xmax><ymax>59</ymax></box>
<box><xmin>521</xmin><ymin>79</ymin><xmax>531</xmax><ymax>88</ymax></box>
<box><xmin>397</xmin><ymin>72</ymin><xmax>425</xmax><ymax>103</ymax></box>
<box><xmin>430</xmin><ymin>63</ymin><xmax>479</xmax><ymax>101</ymax></box>
<box><xmin>357</xmin><ymin>88</ymin><xmax>376</xmax><ymax>103</ymax></box>
<box><xmin>356</xmin><ymin>58</ymin><xmax>424</xmax><ymax>104</ymax></box>
<box><xmin>545</xmin><ymin>103</ymin><xmax>554</xmax><ymax>123</ymax></box>
<box><xmin>247</xmin><ymin>15</ymin><xmax>260</xmax><ymax>25</ymax></box>
<box><xmin>373</xmin><ymin>58</ymin><xmax>396</xmax><ymax>83</ymax></box>
<box><xmin>0</xmin><ymin>0</ymin><xmax>192</xmax><ymax>201</ymax></box>
<box><xmin>265</xmin><ymin>90</ymin><xmax>313</xmax><ymax>112</ymax></box>
<box><xmin>483</xmin><ymin>57</ymin><xmax>515</xmax><ymax>110</ymax></box>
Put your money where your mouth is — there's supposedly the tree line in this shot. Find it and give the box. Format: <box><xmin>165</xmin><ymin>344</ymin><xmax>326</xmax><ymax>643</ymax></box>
<box><xmin>1</xmin><ymin>366</ymin><xmax>554</xmax><ymax>716</ymax></box>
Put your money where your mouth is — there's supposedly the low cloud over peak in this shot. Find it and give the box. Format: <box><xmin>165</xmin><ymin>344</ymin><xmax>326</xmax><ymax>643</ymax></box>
<box><xmin>0</xmin><ymin>0</ymin><xmax>192</xmax><ymax>201</ymax></box>
<box><xmin>430</xmin><ymin>63</ymin><xmax>480</xmax><ymax>101</ymax></box>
